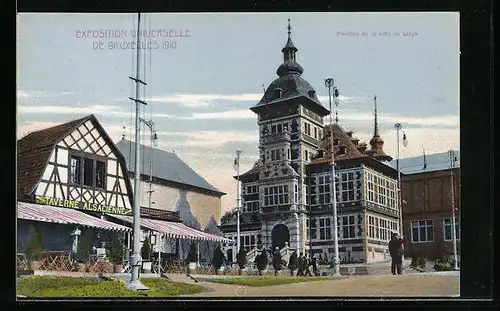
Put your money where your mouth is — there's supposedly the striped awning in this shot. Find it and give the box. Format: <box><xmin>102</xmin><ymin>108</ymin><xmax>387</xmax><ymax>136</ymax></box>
<box><xmin>17</xmin><ymin>201</ymin><xmax>131</xmax><ymax>232</ymax></box>
<box><xmin>108</xmin><ymin>214</ymin><xmax>234</xmax><ymax>244</ymax></box>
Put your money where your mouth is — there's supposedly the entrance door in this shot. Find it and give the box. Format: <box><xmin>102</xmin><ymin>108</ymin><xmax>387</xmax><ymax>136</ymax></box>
<box><xmin>227</xmin><ymin>248</ymin><xmax>233</xmax><ymax>262</ymax></box>
<box><xmin>271</xmin><ymin>224</ymin><xmax>290</xmax><ymax>250</ymax></box>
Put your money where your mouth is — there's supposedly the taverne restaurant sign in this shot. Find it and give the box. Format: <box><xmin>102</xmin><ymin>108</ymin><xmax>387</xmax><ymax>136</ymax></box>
<box><xmin>35</xmin><ymin>196</ymin><xmax>132</xmax><ymax>215</ymax></box>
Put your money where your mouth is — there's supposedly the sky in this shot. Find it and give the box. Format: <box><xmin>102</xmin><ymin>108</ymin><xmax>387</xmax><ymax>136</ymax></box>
<box><xmin>17</xmin><ymin>12</ymin><xmax>460</xmax><ymax>215</ymax></box>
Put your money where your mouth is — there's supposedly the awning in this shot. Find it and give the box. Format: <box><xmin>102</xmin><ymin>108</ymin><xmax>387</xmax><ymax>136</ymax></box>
<box><xmin>108</xmin><ymin>214</ymin><xmax>234</xmax><ymax>244</ymax></box>
<box><xmin>17</xmin><ymin>201</ymin><xmax>131</xmax><ymax>232</ymax></box>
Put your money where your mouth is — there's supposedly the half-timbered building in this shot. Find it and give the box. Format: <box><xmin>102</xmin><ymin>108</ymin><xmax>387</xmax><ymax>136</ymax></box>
<box><xmin>17</xmin><ymin>114</ymin><xmax>133</xmax><ymax>253</ymax></box>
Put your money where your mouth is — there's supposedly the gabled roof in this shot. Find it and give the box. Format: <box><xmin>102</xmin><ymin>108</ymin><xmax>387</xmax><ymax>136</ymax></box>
<box><xmin>17</xmin><ymin>114</ymin><xmax>134</xmax><ymax>202</ymax></box>
<box><xmin>17</xmin><ymin>115</ymin><xmax>91</xmax><ymax>199</ymax></box>
<box><xmin>116</xmin><ymin>139</ymin><xmax>225</xmax><ymax>196</ymax></box>
<box><xmin>386</xmin><ymin>150</ymin><xmax>460</xmax><ymax>175</ymax></box>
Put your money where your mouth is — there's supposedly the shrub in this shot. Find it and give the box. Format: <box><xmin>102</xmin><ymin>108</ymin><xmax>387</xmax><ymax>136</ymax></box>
<box><xmin>186</xmin><ymin>242</ymin><xmax>197</xmax><ymax>263</ymax></box>
<box><xmin>236</xmin><ymin>247</ymin><xmax>247</xmax><ymax>269</ymax></box>
<box><xmin>418</xmin><ymin>258</ymin><xmax>426</xmax><ymax>269</ymax></box>
<box><xmin>410</xmin><ymin>257</ymin><xmax>419</xmax><ymax>268</ymax></box>
<box><xmin>434</xmin><ymin>262</ymin><xmax>453</xmax><ymax>271</ymax></box>
<box><xmin>108</xmin><ymin>233</ymin><xmax>123</xmax><ymax>264</ymax></box>
<box><xmin>256</xmin><ymin>250</ymin><xmax>268</xmax><ymax>271</ymax></box>
<box><xmin>25</xmin><ymin>226</ymin><xmax>43</xmax><ymax>261</ymax></box>
<box><xmin>212</xmin><ymin>246</ymin><xmax>224</xmax><ymax>270</ymax></box>
<box><xmin>288</xmin><ymin>251</ymin><xmax>298</xmax><ymax>271</ymax></box>
<box><xmin>141</xmin><ymin>237</ymin><xmax>152</xmax><ymax>261</ymax></box>
<box><xmin>272</xmin><ymin>250</ymin><xmax>282</xmax><ymax>271</ymax></box>
<box><xmin>75</xmin><ymin>228</ymin><xmax>94</xmax><ymax>264</ymax></box>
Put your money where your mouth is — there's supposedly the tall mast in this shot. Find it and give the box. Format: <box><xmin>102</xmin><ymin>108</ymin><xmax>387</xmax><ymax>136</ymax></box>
<box><xmin>128</xmin><ymin>12</ymin><xmax>148</xmax><ymax>290</ymax></box>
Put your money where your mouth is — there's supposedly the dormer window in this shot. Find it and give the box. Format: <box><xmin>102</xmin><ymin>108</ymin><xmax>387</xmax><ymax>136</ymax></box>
<box><xmin>308</xmin><ymin>90</ymin><xmax>316</xmax><ymax>98</ymax></box>
<box><xmin>275</xmin><ymin>88</ymin><xmax>283</xmax><ymax>98</ymax></box>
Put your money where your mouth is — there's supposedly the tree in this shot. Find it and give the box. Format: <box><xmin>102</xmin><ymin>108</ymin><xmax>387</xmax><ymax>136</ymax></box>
<box><xmin>186</xmin><ymin>242</ymin><xmax>197</xmax><ymax>263</ymax></box>
<box><xmin>75</xmin><ymin>228</ymin><xmax>94</xmax><ymax>263</ymax></box>
<box><xmin>108</xmin><ymin>233</ymin><xmax>123</xmax><ymax>264</ymax></box>
<box><xmin>25</xmin><ymin>226</ymin><xmax>43</xmax><ymax>261</ymax></box>
<box><xmin>256</xmin><ymin>250</ymin><xmax>268</xmax><ymax>271</ymax></box>
<box><xmin>141</xmin><ymin>236</ymin><xmax>152</xmax><ymax>261</ymax></box>
<box><xmin>272</xmin><ymin>249</ymin><xmax>283</xmax><ymax>271</ymax></box>
<box><xmin>220</xmin><ymin>209</ymin><xmax>237</xmax><ymax>225</ymax></box>
<box><xmin>288</xmin><ymin>251</ymin><xmax>298</xmax><ymax>271</ymax></box>
<box><xmin>236</xmin><ymin>247</ymin><xmax>247</xmax><ymax>269</ymax></box>
<box><xmin>212</xmin><ymin>246</ymin><xmax>224</xmax><ymax>270</ymax></box>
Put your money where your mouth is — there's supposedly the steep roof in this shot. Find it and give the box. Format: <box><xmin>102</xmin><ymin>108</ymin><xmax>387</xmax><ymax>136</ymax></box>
<box><xmin>386</xmin><ymin>150</ymin><xmax>460</xmax><ymax>175</ymax></box>
<box><xmin>17</xmin><ymin>115</ymin><xmax>92</xmax><ymax>199</ymax></box>
<box><xmin>17</xmin><ymin>115</ymin><xmax>134</xmax><ymax>202</ymax></box>
<box><xmin>116</xmin><ymin>139</ymin><xmax>225</xmax><ymax>196</ymax></box>
<box><xmin>308</xmin><ymin>123</ymin><xmax>367</xmax><ymax>165</ymax></box>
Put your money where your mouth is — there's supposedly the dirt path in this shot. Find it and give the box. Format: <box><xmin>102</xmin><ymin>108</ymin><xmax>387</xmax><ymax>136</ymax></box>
<box><xmin>178</xmin><ymin>275</ymin><xmax>459</xmax><ymax>297</ymax></box>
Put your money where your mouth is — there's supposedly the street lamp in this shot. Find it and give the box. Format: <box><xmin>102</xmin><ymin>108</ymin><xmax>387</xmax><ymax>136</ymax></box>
<box><xmin>325</xmin><ymin>78</ymin><xmax>340</xmax><ymax>276</ymax></box>
<box><xmin>234</xmin><ymin>150</ymin><xmax>243</xmax><ymax>255</ymax></box>
<box><xmin>449</xmin><ymin>150</ymin><xmax>459</xmax><ymax>271</ymax></box>
<box><xmin>394</xmin><ymin>123</ymin><xmax>408</xmax><ymax>238</ymax></box>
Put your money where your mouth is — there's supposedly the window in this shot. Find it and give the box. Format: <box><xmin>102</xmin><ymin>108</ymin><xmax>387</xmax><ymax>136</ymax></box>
<box><xmin>83</xmin><ymin>158</ymin><xmax>93</xmax><ymax>186</ymax></box>
<box><xmin>368</xmin><ymin>216</ymin><xmax>375</xmax><ymax>238</ymax></box>
<box><xmin>244</xmin><ymin>201</ymin><xmax>259</xmax><ymax>212</ymax></box>
<box><xmin>319</xmin><ymin>218</ymin><xmax>331</xmax><ymax>240</ymax></box>
<box><xmin>305</xmin><ymin>150</ymin><xmax>308</xmax><ymax>161</ymax></box>
<box><xmin>306</xmin><ymin>219</ymin><xmax>317</xmax><ymax>240</ymax></box>
<box><xmin>271</xmin><ymin>125</ymin><xmax>277</xmax><ymax>134</ymax></box>
<box><xmin>96</xmin><ymin>161</ymin><xmax>105</xmax><ymax>188</ymax></box>
<box><xmin>241</xmin><ymin>235</ymin><xmax>257</xmax><ymax>251</ymax></box>
<box><xmin>411</xmin><ymin>220</ymin><xmax>434</xmax><ymax>243</ymax></box>
<box><xmin>340</xmin><ymin>172</ymin><xmax>355</xmax><ymax>202</ymax></box>
<box><xmin>375</xmin><ymin>218</ymin><xmax>379</xmax><ymax>239</ymax></box>
<box><xmin>342</xmin><ymin>215</ymin><xmax>356</xmax><ymax>238</ymax></box>
<box><xmin>69</xmin><ymin>155</ymin><xmax>81</xmax><ymax>184</ymax></box>
<box><xmin>314</xmin><ymin>127</ymin><xmax>317</xmax><ymax>139</ymax></box>
<box><xmin>317</xmin><ymin>175</ymin><xmax>331</xmax><ymax>204</ymax></box>
<box><xmin>443</xmin><ymin>218</ymin><xmax>460</xmax><ymax>241</ymax></box>
<box><xmin>271</xmin><ymin>149</ymin><xmax>281</xmax><ymax>161</ymax></box>
<box><xmin>263</xmin><ymin>185</ymin><xmax>289</xmax><ymax>206</ymax></box>
<box><xmin>69</xmin><ymin>155</ymin><xmax>106</xmax><ymax>189</ymax></box>
<box><xmin>277</xmin><ymin>124</ymin><xmax>282</xmax><ymax>133</ymax></box>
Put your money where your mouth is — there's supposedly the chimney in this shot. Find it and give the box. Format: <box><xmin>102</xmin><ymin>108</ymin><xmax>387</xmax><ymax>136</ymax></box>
<box><xmin>346</xmin><ymin>130</ymin><xmax>353</xmax><ymax>138</ymax></box>
<box><xmin>358</xmin><ymin>142</ymin><xmax>368</xmax><ymax>154</ymax></box>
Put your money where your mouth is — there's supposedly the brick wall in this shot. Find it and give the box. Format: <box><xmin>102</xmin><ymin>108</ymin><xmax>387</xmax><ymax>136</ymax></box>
<box><xmin>401</xmin><ymin>168</ymin><xmax>460</xmax><ymax>260</ymax></box>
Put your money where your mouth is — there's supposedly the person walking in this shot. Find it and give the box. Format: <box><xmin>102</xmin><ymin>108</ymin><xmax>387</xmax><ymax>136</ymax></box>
<box><xmin>311</xmin><ymin>255</ymin><xmax>319</xmax><ymax>276</ymax></box>
<box><xmin>304</xmin><ymin>254</ymin><xmax>313</xmax><ymax>277</ymax></box>
<box><xmin>297</xmin><ymin>252</ymin><xmax>305</xmax><ymax>276</ymax></box>
<box><xmin>388</xmin><ymin>232</ymin><xmax>404</xmax><ymax>275</ymax></box>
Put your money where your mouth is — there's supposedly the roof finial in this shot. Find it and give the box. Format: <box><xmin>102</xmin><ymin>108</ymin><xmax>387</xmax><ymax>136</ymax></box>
<box><xmin>374</xmin><ymin>94</ymin><xmax>379</xmax><ymax>136</ymax></box>
<box><xmin>287</xmin><ymin>19</ymin><xmax>291</xmax><ymax>38</ymax></box>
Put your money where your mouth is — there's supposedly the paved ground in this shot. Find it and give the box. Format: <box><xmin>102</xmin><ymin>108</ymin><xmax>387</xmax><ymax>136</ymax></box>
<box><xmin>166</xmin><ymin>273</ymin><xmax>459</xmax><ymax>297</ymax></box>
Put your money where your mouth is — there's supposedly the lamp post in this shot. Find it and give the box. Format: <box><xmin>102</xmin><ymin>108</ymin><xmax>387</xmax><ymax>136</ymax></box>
<box><xmin>235</xmin><ymin>150</ymin><xmax>243</xmax><ymax>254</ymax></box>
<box><xmin>325</xmin><ymin>77</ymin><xmax>340</xmax><ymax>276</ymax></box>
<box><xmin>449</xmin><ymin>150</ymin><xmax>459</xmax><ymax>271</ymax></box>
<box><xmin>394</xmin><ymin>123</ymin><xmax>408</xmax><ymax>238</ymax></box>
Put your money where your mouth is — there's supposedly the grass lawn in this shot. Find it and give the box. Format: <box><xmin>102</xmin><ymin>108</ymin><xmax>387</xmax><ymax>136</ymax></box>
<box><xmin>16</xmin><ymin>276</ymin><xmax>206</xmax><ymax>298</ymax></box>
<box><xmin>199</xmin><ymin>276</ymin><xmax>342</xmax><ymax>287</ymax></box>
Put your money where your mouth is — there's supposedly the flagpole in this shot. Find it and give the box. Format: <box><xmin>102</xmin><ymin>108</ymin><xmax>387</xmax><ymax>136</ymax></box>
<box><xmin>449</xmin><ymin>150</ymin><xmax>459</xmax><ymax>271</ymax></box>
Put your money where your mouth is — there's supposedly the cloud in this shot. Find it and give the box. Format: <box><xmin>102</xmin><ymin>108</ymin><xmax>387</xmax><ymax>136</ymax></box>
<box><xmin>17</xmin><ymin>90</ymin><xmax>50</xmax><ymax>99</ymax></box>
<box><xmin>17</xmin><ymin>104</ymin><xmax>131</xmax><ymax>118</ymax></box>
<box><xmin>147</xmin><ymin>93</ymin><xmax>263</xmax><ymax>108</ymax></box>
<box><xmin>157</xmin><ymin>130</ymin><xmax>259</xmax><ymax>147</ymax></box>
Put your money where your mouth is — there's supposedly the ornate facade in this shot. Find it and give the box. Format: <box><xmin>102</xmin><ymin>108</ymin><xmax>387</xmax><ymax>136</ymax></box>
<box><xmin>220</xmin><ymin>21</ymin><xmax>400</xmax><ymax>264</ymax></box>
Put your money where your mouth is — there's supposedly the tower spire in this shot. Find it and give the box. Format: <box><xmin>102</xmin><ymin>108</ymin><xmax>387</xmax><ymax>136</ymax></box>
<box><xmin>287</xmin><ymin>18</ymin><xmax>291</xmax><ymax>38</ymax></box>
<box><xmin>373</xmin><ymin>94</ymin><xmax>380</xmax><ymax>137</ymax></box>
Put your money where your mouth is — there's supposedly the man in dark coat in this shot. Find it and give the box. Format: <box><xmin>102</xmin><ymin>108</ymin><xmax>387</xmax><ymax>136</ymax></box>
<box><xmin>297</xmin><ymin>252</ymin><xmax>305</xmax><ymax>276</ymax></box>
<box><xmin>388</xmin><ymin>232</ymin><xmax>404</xmax><ymax>275</ymax></box>
<box><xmin>311</xmin><ymin>255</ymin><xmax>319</xmax><ymax>276</ymax></box>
